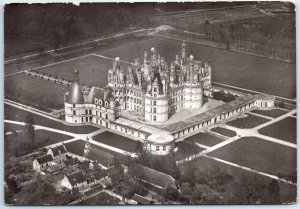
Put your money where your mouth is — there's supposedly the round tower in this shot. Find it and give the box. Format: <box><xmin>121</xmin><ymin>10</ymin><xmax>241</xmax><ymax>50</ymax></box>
<box><xmin>65</xmin><ymin>69</ymin><xmax>87</xmax><ymax>124</ymax></box>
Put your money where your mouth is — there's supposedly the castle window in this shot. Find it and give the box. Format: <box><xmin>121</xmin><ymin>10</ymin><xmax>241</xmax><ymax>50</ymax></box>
<box><xmin>156</xmin><ymin>146</ymin><xmax>159</xmax><ymax>151</ymax></box>
<box><xmin>153</xmin><ymin>87</ymin><xmax>157</xmax><ymax>92</ymax></box>
<box><xmin>153</xmin><ymin>108</ymin><xmax>156</xmax><ymax>113</ymax></box>
<box><xmin>73</xmin><ymin>110</ymin><xmax>76</xmax><ymax>115</ymax></box>
<box><xmin>85</xmin><ymin>110</ymin><xmax>88</xmax><ymax>115</ymax></box>
<box><xmin>95</xmin><ymin>99</ymin><xmax>98</xmax><ymax>104</ymax></box>
<box><xmin>73</xmin><ymin>104</ymin><xmax>75</xmax><ymax>108</ymax></box>
<box><xmin>153</xmin><ymin>115</ymin><xmax>156</xmax><ymax>121</ymax></box>
<box><xmin>153</xmin><ymin>101</ymin><xmax>156</xmax><ymax>106</ymax></box>
<box><xmin>163</xmin><ymin>146</ymin><xmax>166</xmax><ymax>151</ymax></box>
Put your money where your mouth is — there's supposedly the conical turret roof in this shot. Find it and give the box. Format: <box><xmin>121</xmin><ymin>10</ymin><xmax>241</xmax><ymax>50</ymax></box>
<box><xmin>66</xmin><ymin>69</ymin><xmax>84</xmax><ymax>104</ymax></box>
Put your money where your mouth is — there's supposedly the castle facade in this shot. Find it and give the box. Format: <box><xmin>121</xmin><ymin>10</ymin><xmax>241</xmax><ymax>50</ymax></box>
<box><xmin>65</xmin><ymin>41</ymin><xmax>212</xmax><ymax>125</ymax></box>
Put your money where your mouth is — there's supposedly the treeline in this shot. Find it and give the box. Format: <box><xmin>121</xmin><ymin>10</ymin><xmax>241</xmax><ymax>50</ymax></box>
<box><xmin>5</xmin><ymin>3</ymin><xmax>156</xmax><ymax>55</ymax></box>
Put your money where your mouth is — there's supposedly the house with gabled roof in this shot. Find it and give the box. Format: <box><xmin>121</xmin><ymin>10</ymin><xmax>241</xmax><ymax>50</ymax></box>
<box><xmin>130</xmin><ymin>194</ymin><xmax>154</xmax><ymax>205</ymax></box>
<box><xmin>47</xmin><ymin>144</ymin><xmax>67</xmax><ymax>163</ymax></box>
<box><xmin>61</xmin><ymin>171</ymin><xmax>88</xmax><ymax>190</ymax></box>
<box><xmin>132</xmin><ymin>164</ymin><xmax>177</xmax><ymax>191</ymax></box>
<box><xmin>32</xmin><ymin>154</ymin><xmax>54</xmax><ymax>172</ymax></box>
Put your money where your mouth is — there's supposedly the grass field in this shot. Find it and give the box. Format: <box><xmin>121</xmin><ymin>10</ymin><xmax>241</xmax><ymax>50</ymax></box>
<box><xmin>226</xmin><ymin>114</ymin><xmax>270</xmax><ymax>129</ymax></box>
<box><xmin>78</xmin><ymin>192</ymin><xmax>120</xmax><ymax>205</ymax></box>
<box><xmin>208</xmin><ymin>137</ymin><xmax>296</xmax><ymax>180</ymax></box>
<box><xmin>4</xmin><ymin>104</ymin><xmax>98</xmax><ymax>134</ymax></box>
<box><xmin>5</xmin><ymin>129</ymin><xmax>72</xmax><ymax>158</ymax></box>
<box><xmin>185</xmin><ymin>131</ymin><xmax>224</xmax><ymax>146</ymax></box>
<box><xmin>4</xmin><ymin>123</ymin><xmax>25</xmax><ymax>132</ymax></box>
<box><xmin>37</xmin><ymin>55</ymin><xmax>112</xmax><ymax>87</ymax></box>
<box><xmin>251</xmin><ymin>109</ymin><xmax>288</xmax><ymax>118</ymax></box>
<box><xmin>5</xmin><ymin>73</ymin><xmax>66</xmax><ymax>111</ymax></box>
<box><xmin>210</xmin><ymin>127</ymin><xmax>237</xmax><ymax>137</ymax></box>
<box><xmin>258</xmin><ymin>117</ymin><xmax>296</xmax><ymax>144</ymax></box>
<box><xmin>175</xmin><ymin>141</ymin><xmax>204</xmax><ymax>161</ymax></box>
<box><xmin>93</xmin><ymin>131</ymin><xmax>139</xmax><ymax>153</ymax></box>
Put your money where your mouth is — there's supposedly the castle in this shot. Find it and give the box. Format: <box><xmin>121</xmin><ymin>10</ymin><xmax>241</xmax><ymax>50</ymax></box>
<box><xmin>65</xmin><ymin>41</ymin><xmax>212</xmax><ymax>125</ymax></box>
<box><xmin>64</xmin><ymin>41</ymin><xmax>275</xmax><ymax>155</ymax></box>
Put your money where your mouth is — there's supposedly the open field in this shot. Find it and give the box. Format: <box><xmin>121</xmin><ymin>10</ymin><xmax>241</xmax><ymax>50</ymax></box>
<box><xmin>258</xmin><ymin>117</ymin><xmax>296</xmax><ymax>144</ymax></box>
<box><xmin>175</xmin><ymin>141</ymin><xmax>204</xmax><ymax>161</ymax></box>
<box><xmin>4</xmin><ymin>123</ymin><xmax>25</xmax><ymax>132</ymax></box>
<box><xmin>78</xmin><ymin>192</ymin><xmax>120</xmax><ymax>205</ymax></box>
<box><xmin>184</xmin><ymin>131</ymin><xmax>224</xmax><ymax>146</ymax></box>
<box><xmin>226</xmin><ymin>114</ymin><xmax>270</xmax><ymax>129</ymax></box>
<box><xmin>208</xmin><ymin>137</ymin><xmax>296</xmax><ymax>180</ymax></box>
<box><xmin>5</xmin><ymin>73</ymin><xmax>66</xmax><ymax>111</ymax></box>
<box><xmin>5</xmin><ymin>129</ymin><xmax>72</xmax><ymax>158</ymax></box>
<box><xmin>4</xmin><ymin>104</ymin><xmax>98</xmax><ymax>134</ymax></box>
<box><xmin>93</xmin><ymin>131</ymin><xmax>139</xmax><ymax>153</ymax></box>
<box><xmin>180</xmin><ymin>156</ymin><xmax>297</xmax><ymax>204</ymax></box>
<box><xmin>37</xmin><ymin>55</ymin><xmax>112</xmax><ymax>87</ymax></box>
<box><xmin>251</xmin><ymin>108</ymin><xmax>288</xmax><ymax>118</ymax></box>
<box><xmin>210</xmin><ymin>127</ymin><xmax>237</xmax><ymax>137</ymax></box>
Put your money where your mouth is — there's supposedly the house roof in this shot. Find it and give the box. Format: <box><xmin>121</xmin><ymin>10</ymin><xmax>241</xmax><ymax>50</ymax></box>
<box><xmin>134</xmin><ymin>164</ymin><xmax>176</xmax><ymax>189</ymax></box>
<box><xmin>67</xmin><ymin>171</ymin><xmax>87</xmax><ymax>187</ymax></box>
<box><xmin>131</xmin><ymin>194</ymin><xmax>153</xmax><ymax>205</ymax></box>
<box><xmin>64</xmin><ymin>140</ymin><xmax>114</xmax><ymax>167</ymax></box>
<box><xmin>50</xmin><ymin>145</ymin><xmax>67</xmax><ymax>156</ymax></box>
<box><xmin>36</xmin><ymin>154</ymin><xmax>54</xmax><ymax>165</ymax></box>
<box><xmin>65</xmin><ymin>80</ymin><xmax>84</xmax><ymax>104</ymax></box>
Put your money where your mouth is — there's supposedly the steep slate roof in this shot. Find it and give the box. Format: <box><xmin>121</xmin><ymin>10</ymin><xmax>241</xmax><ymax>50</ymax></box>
<box><xmin>87</xmin><ymin>87</ymin><xmax>114</xmax><ymax>104</ymax></box>
<box><xmin>50</xmin><ymin>145</ymin><xmax>67</xmax><ymax>156</ymax></box>
<box><xmin>36</xmin><ymin>154</ymin><xmax>54</xmax><ymax>165</ymax></box>
<box><xmin>66</xmin><ymin>80</ymin><xmax>84</xmax><ymax>104</ymax></box>
<box><xmin>131</xmin><ymin>194</ymin><xmax>153</xmax><ymax>205</ymax></box>
<box><xmin>67</xmin><ymin>171</ymin><xmax>87</xmax><ymax>187</ymax></box>
<box><xmin>134</xmin><ymin>164</ymin><xmax>176</xmax><ymax>189</ymax></box>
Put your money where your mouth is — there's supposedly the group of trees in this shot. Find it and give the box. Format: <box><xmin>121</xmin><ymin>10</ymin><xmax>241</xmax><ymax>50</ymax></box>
<box><xmin>212</xmin><ymin>90</ymin><xmax>237</xmax><ymax>102</ymax></box>
<box><xmin>175</xmin><ymin>161</ymin><xmax>282</xmax><ymax>204</ymax></box>
<box><xmin>5</xmin><ymin>3</ymin><xmax>156</xmax><ymax>56</ymax></box>
<box><xmin>5</xmin><ymin>113</ymin><xmax>36</xmax><ymax>158</ymax></box>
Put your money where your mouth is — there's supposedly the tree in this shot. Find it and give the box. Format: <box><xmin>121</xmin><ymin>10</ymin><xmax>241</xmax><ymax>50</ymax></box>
<box><xmin>164</xmin><ymin>187</ymin><xmax>179</xmax><ymax>201</ymax></box>
<box><xmin>267</xmin><ymin>180</ymin><xmax>281</xmax><ymax>204</ymax></box>
<box><xmin>25</xmin><ymin>113</ymin><xmax>35</xmax><ymax>145</ymax></box>
<box><xmin>180</xmin><ymin>182</ymin><xmax>193</xmax><ymax>204</ymax></box>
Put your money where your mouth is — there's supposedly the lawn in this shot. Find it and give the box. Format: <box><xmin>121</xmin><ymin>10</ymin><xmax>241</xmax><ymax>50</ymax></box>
<box><xmin>259</xmin><ymin>117</ymin><xmax>296</xmax><ymax>144</ymax></box>
<box><xmin>78</xmin><ymin>192</ymin><xmax>120</xmax><ymax>205</ymax></box>
<box><xmin>4</xmin><ymin>104</ymin><xmax>98</xmax><ymax>134</ymax></box>
<box><xmin>175</xmin><ymin>141</ymin><xmax>204</xmax><ymax>161</ymax></box>
<box><xmin>226</xmin><ymin>114</ymin><xmax>270</xmax><ymax>129</ymax></box>
<box><xmin>210</xmin><ymin>127</ymin><xmax>237</xmax><ymax>138</ymax></box>
<box><xmin>37</xmin><ymin>55</ymin><xmax>112</xmax><ymax>87</ymax></box>
<box><xmin>185</xmin><ymin>131</ymin><xmax>224</xmax><ymax>146</ymax></box>
<box><xmin>5</xmin><ymin>73</ymin><xmax>66</xmax><ymax>111</ymax></box>
<box><xmin>4</xmin><ymin>123</ymin><xmax>25</xmax><ymax>132</ymax></box>
<box><xmin>251</xmin><ymin>109</ymin><xmax>288</xmax><ymax>118</ymax></box>
<box><xmin>5</xmin><ymin>129</ymin><xmax>72</xmax><ymax>158</ymax></box>
<box><xmin>93</xmin><ymin>131</ymin><xmax>139</xmax><ymax>153</ymax></box>
<box><xmin>96</xmin><ymin>37</ymin><xmax>295</xmax><ymax>99</ymax></box>
<box><xmin>208</xmin><ymin>137</ymin><xmax>297</xmax><ymax>180</ymax></box>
